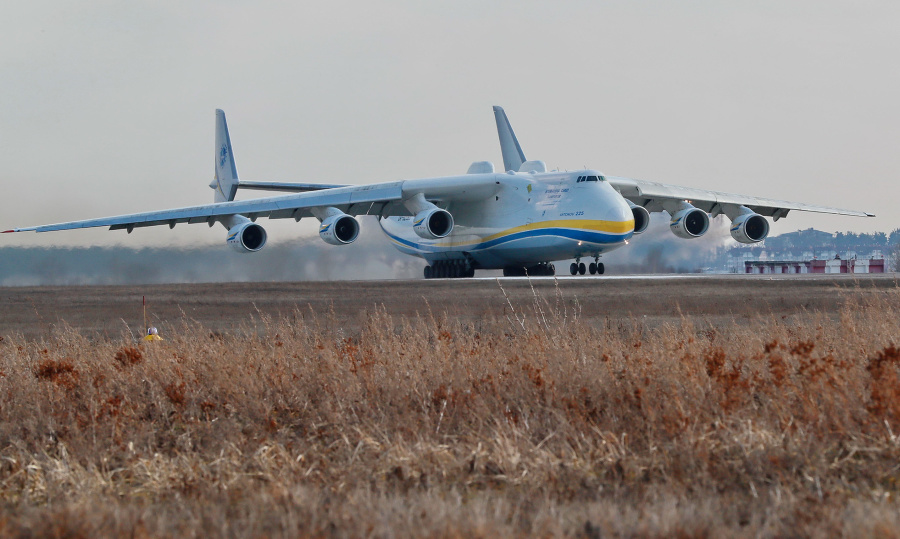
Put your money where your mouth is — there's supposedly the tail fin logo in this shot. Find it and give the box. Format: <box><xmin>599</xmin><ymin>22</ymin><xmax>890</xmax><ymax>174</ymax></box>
<box><xmin>219</xmin><ymin>144</ymin><xmax>229</xmax><ymax>168</ymax></box>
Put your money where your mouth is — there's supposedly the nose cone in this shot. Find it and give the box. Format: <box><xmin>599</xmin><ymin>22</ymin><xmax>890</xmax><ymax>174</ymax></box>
<box><xmin>599</xmin><ymin>183</ymin><xmax>635</xmax><ymax>238</ymax></box>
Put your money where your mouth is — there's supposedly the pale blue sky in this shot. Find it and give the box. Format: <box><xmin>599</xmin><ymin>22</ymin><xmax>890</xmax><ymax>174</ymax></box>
<box><xmin>1</xmin><ymin>0</ymin><xmax>896</xmax><ymax>247</ymax></box>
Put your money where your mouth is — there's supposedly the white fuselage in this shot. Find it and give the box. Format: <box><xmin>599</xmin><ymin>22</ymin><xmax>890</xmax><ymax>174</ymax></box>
<box><xmin>379</xmin><ymin>171</ymin><xmax>635</xmax><ymax>269</ymax></box>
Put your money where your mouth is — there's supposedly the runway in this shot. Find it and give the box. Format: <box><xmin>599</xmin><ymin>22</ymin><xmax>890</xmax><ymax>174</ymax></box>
<box><xmin>470</xmin><ymin>272</ymin><xmax>894</xmax><ymax>282</ymax></box>
<box><xmin>0</xmin><ymin>273</ymin><xmax>895</xmax><ymax>339</ymax></box>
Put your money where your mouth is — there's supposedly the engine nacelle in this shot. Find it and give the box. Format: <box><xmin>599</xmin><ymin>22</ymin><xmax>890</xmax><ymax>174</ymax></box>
<box><xmin>669</xmin><ymin>207</ymin><xmax>709</xmax><ymax>239</ymax></box>
<box><xmin>730</xmin><ymin>212</ymin><xmax>769</xmax><ymax>244</ymax></box>
<box><xmin>413</xmin><ymin>208</ymin><xmax>454</xmax><ymax>239</ymax></box>
<box><xmin>629</xmin><ymin>202</ymin><xmax>650</xmax><ymax>234</ymax></box>
<box><xmin>319</xmin><ymin>213</ymin><xmax>359</xmax><ymax>245</ymax></box>
<box><xmin>227</xmin><ymin>222</ymin><xmax>267</xmax><ymax>253</ymax></box>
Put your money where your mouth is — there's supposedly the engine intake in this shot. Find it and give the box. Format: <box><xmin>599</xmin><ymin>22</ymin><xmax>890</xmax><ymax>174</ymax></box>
<box><xmin>670</xmin><ymin>207</ymin><xmax>709</xmax><ymax>239</ymax></box>
<box><xmin>629</xmin><ymin>203</ymin><xmax>650</xmax><ymax>235</ymax></box>
<box><xmin>319</xmin><ymin>213</ymin><xmax>359</xmax><ymax>245</ymax></box>
<box><xmin>413</xmin><ymin>208</ymin><xmax>454</xmax><ymax>240</ymax></box>
<box><xmin>227</xmin><ymin>222</ymin><xmax>267</xmax><ymax>253</ymax></box>
<box><xmin>730</xmin><ymin>213</ymin><xmax>769</xmax><ymax>244</ymax></box>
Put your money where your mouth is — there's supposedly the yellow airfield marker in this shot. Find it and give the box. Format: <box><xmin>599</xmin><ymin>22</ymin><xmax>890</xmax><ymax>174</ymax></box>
<box><xmin>142</xmin><ymin>296</ymin><xmax>162</xmax><ymax>341</ymax></box>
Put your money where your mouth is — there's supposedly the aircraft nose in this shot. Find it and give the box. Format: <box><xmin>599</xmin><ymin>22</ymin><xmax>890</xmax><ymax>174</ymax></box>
<box><xmin>601</xmin><ymin>185</ymin><xmax>636</xmax><ymax>235</ymax></box>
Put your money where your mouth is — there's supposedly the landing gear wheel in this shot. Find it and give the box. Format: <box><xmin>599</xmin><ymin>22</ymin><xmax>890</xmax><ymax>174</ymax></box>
<box><xmin>578</xmin><ymin>262</ymin><xmax>586</xmax><ymax>275</ymax></box>
<box><xmin>548</xmin><ymin>264</ymin><xmax>555</xmax><ymax>276</ymax></box>
<box><xmin>424</xmin><ymin>266</ymin><xmax>432</xmax><ymax>279</ymax></box>
<box><xmin>589</xmin><ymin>262</ymin><xmax>597</xmax><ymax>275</ymax></box>
<box><xmin>597</xmin><ymin>263</ymin><xmax>605</xmax><ymax>275</ymax></box>
<box><xmin>570</xmin><ymin>263</ymin><xmax>578</xmax><ymax>276</ymax></box>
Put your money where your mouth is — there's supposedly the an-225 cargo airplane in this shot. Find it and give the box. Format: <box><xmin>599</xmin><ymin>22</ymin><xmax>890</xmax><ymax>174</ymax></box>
<box><xmin>4</xmin><ymin>107</ymin><xmax>873</xmax><ymax>278</ymax></box>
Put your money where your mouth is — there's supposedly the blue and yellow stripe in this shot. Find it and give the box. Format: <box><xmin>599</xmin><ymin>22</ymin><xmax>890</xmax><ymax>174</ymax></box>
<box><xmin>384</xmin><ymin>218</ymin><xmax>634</xmax><ymax>253</ymax></box>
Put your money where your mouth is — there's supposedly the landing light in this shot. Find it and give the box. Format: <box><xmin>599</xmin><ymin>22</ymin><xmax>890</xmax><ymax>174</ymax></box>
<box><xmin>578</xmin><ymin>241</ymin><xmax>582</xmax><ymax>246</ymax></box>
<box><xmin>625</xmin><ymin>240</ymin><xmax>629</xmax><ymax>245</ymax></box>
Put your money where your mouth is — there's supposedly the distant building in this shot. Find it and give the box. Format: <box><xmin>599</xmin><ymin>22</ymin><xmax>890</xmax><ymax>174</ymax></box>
<box><xmin>720</xmin><ymin>228</ymin><xmax>892</xmax><ymax>274</ymax></box>
<box><xmin>744</xmin><ymin>257</ymin><xmax>884</xmax><ymax>274</ymax></box>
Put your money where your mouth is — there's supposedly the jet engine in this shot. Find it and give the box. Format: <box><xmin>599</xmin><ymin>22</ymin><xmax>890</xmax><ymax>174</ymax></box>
<box><xmin>319</xmin><ymin>213</ymin><xmax>360</xmax><ymax>245</ymax></box>
<box><xmin>227</xmin><ymin>222</ymin><xmax>267</xmax><ymax>253</ymax></box>
<box><xmin>669</xmin><ymin>206</ymin><xmax>710</xmax><ymax>239</ymax></box>
<box><xmin>628</xmin><ymin>202</ymin><xmax>650</xmax><ymax>235</ymax></box>
<box><xmin>413</xmin><ymin>208</ymin><xmax>454</xmax><ymax>240</ymax></box>
<box><xmin>729</xmin><ymin>212</ymin><xmax>769</xmax><ymax>244</ymax></box>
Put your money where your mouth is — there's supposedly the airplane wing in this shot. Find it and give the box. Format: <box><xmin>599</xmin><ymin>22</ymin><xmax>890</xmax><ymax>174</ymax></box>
<box><xmin>607</xmin><ymin>176</ymin><xmax>873</xmax><ymax>220</ymax></box>
<box><xmin>236</xmin><ymin>181</ymin><xmax>349</xmax><ymax>193</ymax></box>
<box><xmin>3</xmin><ymin>176</ymin><xmax>501</xmax><ymax>234</ymax></box>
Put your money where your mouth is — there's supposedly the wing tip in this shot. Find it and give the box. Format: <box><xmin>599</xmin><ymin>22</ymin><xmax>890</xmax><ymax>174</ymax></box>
<box><xmin>2</xmin><ymin>229</ymin><xmax>15</xmax><ymax>233</ymax></box>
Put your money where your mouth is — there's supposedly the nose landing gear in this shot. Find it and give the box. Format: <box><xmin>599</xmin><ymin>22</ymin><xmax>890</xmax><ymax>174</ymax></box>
<box><xmin>570</xmin><ymin>257</ymin><xmax>604</xmax><ymax>276</ymax></box>
<box><xmin>569</xmin><ymin>261</ymin><xmax>586</xmax><ymax>275</ymax></box>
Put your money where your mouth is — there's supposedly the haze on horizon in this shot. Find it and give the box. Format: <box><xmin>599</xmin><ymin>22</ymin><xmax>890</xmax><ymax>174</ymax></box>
<box><xmin>1</xmin><ymin>1</ymin><xmax>897</xmax><ymax>251</ymax></box>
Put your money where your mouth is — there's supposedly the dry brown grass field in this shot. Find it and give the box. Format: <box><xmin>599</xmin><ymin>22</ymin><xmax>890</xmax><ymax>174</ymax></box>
<box><xmin>2</xmin><ymin>275</ymin><xmax>900</xmax><ymax>537</ymax></box>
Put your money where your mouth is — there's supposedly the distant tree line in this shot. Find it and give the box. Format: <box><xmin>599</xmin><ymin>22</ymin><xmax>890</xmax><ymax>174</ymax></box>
<box><xmin>722</xmin><ymin>228</ymin><xmax>900</xmax><ymax>256</ymax></box>
<box><xmin>713</xmin><ymin>228</ymin><xmax>900</xmax><ymax>272</ymax></box>
<box><xmin>759</xmin><ymin>228</ymin><xmax>899</xmax><ymax>253</ymax></box>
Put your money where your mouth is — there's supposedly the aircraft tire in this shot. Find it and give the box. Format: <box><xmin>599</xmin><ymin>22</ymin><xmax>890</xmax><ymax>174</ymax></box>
<box><xmin>570</xmin><ymin>263</ymin><xmax>578</xmax><ymax>275</ymax></box>
<box><xmin>589</xmin><ymin>262</ymin><xmax>597</xmax><ymax>275</ymax></box>
<box><xmin>578</xmin><ymin>262</ymin><xmax>586</xmax><ymax>275</ymax></box>
<box><xmin>597</xmin><ymin>263</ymin><xmax>605</xmax><ymax>275</ymax></box>
<box><xmin>548</xmin><ymin>264</ymin><xmax>555</xmax><ymax>276</ymax></box>
<box><xmin>424</xmin><ymin>266</ymin><xmax>433</xmax><ymax>279</ymax></box>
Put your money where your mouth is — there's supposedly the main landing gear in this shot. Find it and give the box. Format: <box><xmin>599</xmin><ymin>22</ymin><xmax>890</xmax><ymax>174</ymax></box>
<box><xmin>502</xmin><ymin>263</ymin><xmax>555</xmax><ymax>277</ymax></box>
<box><xmin>569</xmin><ymin>257</ymin><xmax>604</xmax><ymax>276</ymax></box>
<box><xmin>424</xmin><ymin>259</ymin><xmax>475</xmax><ymax>279</ymax></box>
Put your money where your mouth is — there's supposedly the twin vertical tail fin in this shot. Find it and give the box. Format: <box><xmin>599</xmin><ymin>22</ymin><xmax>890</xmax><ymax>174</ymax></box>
<box><xmin>492</xmin><ymin>106</ymin><xmax>527</xmax><ymax>173</ymax></box>
<box><xmin>210</xmin><ymin>109</ymin><xmax>239</xmax><ymax>203</ymax></box>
